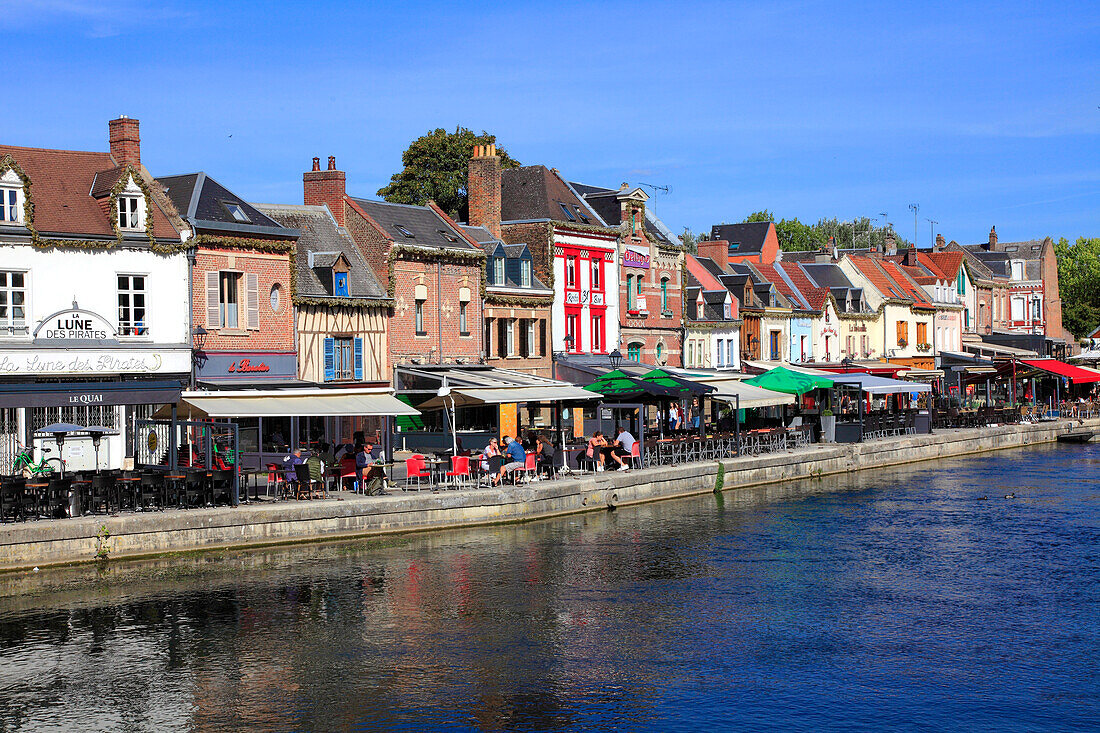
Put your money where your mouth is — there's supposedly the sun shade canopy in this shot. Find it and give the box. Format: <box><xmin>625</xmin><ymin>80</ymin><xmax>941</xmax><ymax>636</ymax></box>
<box><xmin>181</xmin><ymin>388</ymin><xmax>421</xmax><ymax>417</ymax></box>
<box><xmin>831</xmin><ymin>374</ymin><xmax>932</xmax><ymax>395</ymax></box>
<box><xmin>417</xmin><ymin>385</ymin><xmax>598</xmax><ymax>410</ymax></box>
<box><xmin>639</xmin><ymin>369</ymin><xmax>716</xmax><ymax>397</ymax></box>
<box><xmin>744</xmin><ymin>367</ymin><xmax>834</xmax><ymax>395</ymax></box>
<box><xmin>583</xmin><ymin>369</ymin><xmax>679</xmax><ymax>399</ymax></box>
<box><xmin>705</xmin><ymin>380</ymin><xmax>796</xmax><ymax>408</ymax></box>
<box><xmin>1018</xmin><ymin>359</ymin><xmax>1100</xmax><ymax>384</ymax></box>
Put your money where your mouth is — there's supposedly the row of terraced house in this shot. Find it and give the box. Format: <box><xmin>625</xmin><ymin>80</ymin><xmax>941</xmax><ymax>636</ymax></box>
<box><xmin>0</xmin><ymin>118</ymin><xmax>1070</xmax><ymax>470</ymax></box>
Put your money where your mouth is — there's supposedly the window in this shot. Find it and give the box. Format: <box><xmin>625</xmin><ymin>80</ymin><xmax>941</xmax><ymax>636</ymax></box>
<box><xmin>415</xmin><ymin>299</ymin><xmax>425</xmax><ymax>335</ymax></box>
<box><xmin>723</xmin><ymin>301</ymin><xmax>731</xmax><ymax>319</ymax></box>
<box><xmin>637</xmin><ymin>274</ymin><xmax>643</xmax><ymax>294</ymax></box>
<box><xmin>956</xmin><ymin>269</ymin><xmax>966</xmax><ymax>295</ymax></box>
<box><xmin>896</xmin><ymin>321</ymin><xmax>909</xmax><ymax>346</ymax></box>
<box><xmin>591</xmin><ymin>258</ymin><xmax>601</xmax><ymax>290</ymax></box>
<box><xmin>223</xmin><ymin>202</ymin><xmax>249</xmax><ymax>223</ymax></box>
<box><xmin>846</xmin><ymin>335</ymin><xmax>854</xmax><ymax>356</ymax></box>
<box><xmin>334</xmin><ymin>272</ymin><xmax>349</xmax><ymax>297</ymax></box>
<box><xmin>1011</xmin><ymin>261</ymin><xmax>1025</xmax><ymax>281</ymax></box>
<box><xmin>661</xmin><ymin>276</ymin><xmax>669</xmax><ymax>312</ymax></box>
<box><xmin>627</xmin><ymin>342</ymin><xmax>642</xmax><ymax>362</ymax></box>
<box><xmin>566</xmin><ymin>311</ymin><xmax>580</xmax><ymax>352</ymax></box>
<box><xmin>626</xmin><ymin>275</ymin><xmax>634</xmax><ymax>309</ymax></box>
<box><xmin>1011</xmin><ymin>297</ymin><xmax>1024</xmax><ymax>321</ymax></box>
<box><xmin>219</xmin><ymin>272</ymin><xmax>240</xmax><ymax>328</ymax></box>
<box><xmin>591</xmin><ymin>313</ymin><xmax>603</xmax><ymax>352</ymax></box>
<box><xmin>916</xmin><ymin>322</ymin><xmax>927</xmax><ymax>345</ymax></box>
<box><xmin>395</xmin><ymin>224</ymin><xmax>415</xmax><ymax>238</ymax></box>
<box><xmin>324</xmin><ymin>336</ymin><xmax>362</xmax><ymax>382</ymax></box>
<box><xmin>566</xmin><ymin>257</ymin><xmax>577</xmax><ymax>288</ymax></box>
<box><xmin>270</xmin><ymin>283</ymin><xmax>282</xmax><ymax>313</ymax></box>
<box><xmin>728</xmin><ymin>339</ymin><xmax>736</xmax><ymax>366</ymax></box>
<box><xmin>459</xmin><ymin>302</ymin><xmax>468</xmax><ymax>335</ymax></box>
<box><xmin>437</xmin><ymin>228</ymin><xmax>458</xmax><ymax>243</ymax></box>
<box><xmin>574</xmin><ymin>205</ymin><xmax>589</xmax><ymax>224</ymax></box>
<box><xmin>824</xmin><ymin>336</ymin><xmax>831</xmax><ymax>361</ymax></box>
<box><xmin>505</xmin><ymin>319</ymin><xmax>516</xmax><ymax>356</ymax></box>
<box><xmin>118</xmin><ymin>195</ymin><xmax>142</xmax><ymax>230</ymax></box>
<box><xmin>861</xmin><ymin>335</ymin><xmax>868</xmax><ymax>357</ymax></box>
<box><xmin>0</xmin><ymin>184</ymin><xmax>21</xmax><ymax>224</ymax></box>
<box><xmin>656</xmin><ymin>342</ymin><xmax>664</xmax><ymax>362</ymax></box>
<box><xmin>558</xmin><ymin>202</ymin><xmax>577</xmax><ymax>221</ymax></box>
<box><xmin>0</xmin><ymin>271</ymin><xmax>27</xmax><ymax>334</ymax></box>
<box><xmin>526</xmin><ymin>319</ymin><xmax>536</xmax><ymax>356</ymax></box>
<box><xmin>521</xmin><ymin>260</ymin><xmax>531</xmax><ymax>288</ymax></box>
<box><xmin>717</xmin><ymin>340</ymin><xmax>725</xmax><ymax>366</ymax></box>
<box><xmin>687</xmin><ymin>342</ymin><xmax>696</xmax><ymax>367</ymax></box>
<box><xmin>769</xmin><ymin>331</ymin><xmax>781</xmax><ymax>361</ymax></box>
<box><xmin>494</xmin><ymin>257</ymin><xmax>504</xmax><ymax>285</ymax></box>
<box><xmin>117</xmin><ymin>274</ymin><xmax>147</xmax><ymax>336</ymax></box>
<box><xmin>1032</xmin><ymin>298</ymin><xmax>1042</xmax><ymax>320</ymax></box>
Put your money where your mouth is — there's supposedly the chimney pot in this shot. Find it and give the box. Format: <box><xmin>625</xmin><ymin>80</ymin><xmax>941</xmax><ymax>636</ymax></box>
<box><xmin>108</xmin><ymin>116</ymin><xmax>141</xmax><ymax>168</ymax></box>
<box><xmin>468</xmin><ymin>141</ymin><xmax>502</xmax><ymax>237</ymax></box>
<box><xmin>312</xmin><ymin>157</ymin><xmax>321</xmax><ymax>172</ymax></box>
<box><xmin>328</xmin><ymin>155</ymin><xmax>336</xmax><ymax>171</ymax></box>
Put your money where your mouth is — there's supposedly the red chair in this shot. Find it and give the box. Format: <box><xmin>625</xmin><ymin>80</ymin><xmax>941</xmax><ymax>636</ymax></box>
<box><xmin>265</xmin><ymin>463</ymin><xmax>286</xmax><ymax>499</ymax></box>
<box><xmin>445</xmin><ymin>455</ymin><xmax>470</xmax><ymax>489</ymax></box>
<box><xmin>629</xmin><ymin>442</ymin><xmax>642</xmax><ymax>469</ymax></box>
<box><xmin>339</xmin><ymin>457</ymin><xmax>358</xmax><ymax>492</ymax></box>
<box><xmin>405</xmin><ymin>455</ymin><xmax>429</xmax><ymax>491</ymax></box>
<box><xmin>512</xmin><ymin>453</ymin><xmax>537</xmax><ymax>485</ymax></box>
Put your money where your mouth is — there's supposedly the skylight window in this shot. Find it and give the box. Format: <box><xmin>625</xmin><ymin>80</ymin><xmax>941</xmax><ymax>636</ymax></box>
<box><xmin>395</xmin><ymin>224</ymin><xmax>415</xmax><ymax>238</ymax></box>
<box><xmin>223</xmin><ymin>202</ymin><xmax>250</xmax><ymax>223</ymax></box>
<box><xmin>573</xmin><ymin>205</ymin><xmax>589</xmax><ymax>224</ymax></box>
<box><xmin>437</xmin><ymin>228</ymin><xmax>458</xmax><ymax>243</ymax></box>
<box><xmin>558</xmin><ymin>202</ymin><xmax>576</xmax><ymax>222</ymax></box>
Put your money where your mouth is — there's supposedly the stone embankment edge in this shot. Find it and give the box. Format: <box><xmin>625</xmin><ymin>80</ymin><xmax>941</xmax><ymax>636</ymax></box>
<box><xmin>1</xmin><ymin>418</ymin><xmax>1093</xmax><ymax>573</ymax></box>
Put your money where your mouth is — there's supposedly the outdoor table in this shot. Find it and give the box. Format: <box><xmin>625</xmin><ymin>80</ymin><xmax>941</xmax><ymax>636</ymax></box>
<box><xmin>116</xmin><ymin>476</ymin><xmax>141</xmax><ymax>512</ymax></box>
<box><xmin>26</xmin><ymin>483</ymin><xmax>48</xmax><ymax>518</ymax></box>
<box><xmin>421</xmin><ymin>457</ymin><xmax>448</xmax><ymax>487</ymax></box>
<box><xmin>239</xmin><ymin>468</ymin><xmax>268</xmax><ymax>503</ymax></box>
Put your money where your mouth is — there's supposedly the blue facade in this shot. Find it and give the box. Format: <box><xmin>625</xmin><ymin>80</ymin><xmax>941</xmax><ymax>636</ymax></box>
<box><xmin>789</xmin><ymin>316</ymin><xmax>814</xmax><ymax>363</ymax></box>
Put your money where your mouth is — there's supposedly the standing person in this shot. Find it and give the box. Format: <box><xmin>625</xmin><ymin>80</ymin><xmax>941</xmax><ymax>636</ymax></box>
<box><xmin>499</xmin><ymin>435</ymin><xmax>527</xmax><ymax>483</ymax></box>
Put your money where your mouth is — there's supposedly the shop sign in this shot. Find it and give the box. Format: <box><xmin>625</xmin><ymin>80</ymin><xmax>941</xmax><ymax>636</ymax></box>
<box><xmin>565</xmin><ymin>291</ymin><xmax>581</xmax><ymax>305</ymax></box>
<box><xmin>591</xmin><ymin>292</ymin><xmax>605</xmax><ymax>306</ymax></box>
<box><xmin>0</xmin><ymin>349</ymin><xmax>189</xmax><ymax>376</ymax></box>
<box><xmin>32</xmin><ymin>308</ymin><xmax>116</xmax><ymax>343</ymax></box>
<box><xmin>197</xmin><ymin>352</ymin><xmax>296</xmax><ymax>381</ymax></box>
<box><xmin>228</xmin><ymin>358</ymin><xmax>270</xmax><ymax>373</ymax></box>
<box><xmin>621</xmin><ymin>246</ymin><xmax>650</xmax><ymax>269</ymax></box>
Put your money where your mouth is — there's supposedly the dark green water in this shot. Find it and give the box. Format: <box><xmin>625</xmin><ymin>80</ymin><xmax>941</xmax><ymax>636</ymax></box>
<box><xmin>0</xmin><ymin>444</ymin><xmax>1097</xmax><ymax>731</ymax></box>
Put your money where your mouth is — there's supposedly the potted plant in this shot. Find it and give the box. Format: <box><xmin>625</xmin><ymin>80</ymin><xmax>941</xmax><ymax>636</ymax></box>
<box><xmin>820</xmin><ymin>408</ymin><xmax>836</xmax><ymax>443</ymax></box>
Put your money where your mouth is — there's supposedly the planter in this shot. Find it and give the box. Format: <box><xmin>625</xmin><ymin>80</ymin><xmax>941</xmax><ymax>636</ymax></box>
<box><xmin>820</xmin><ymin>414</ymin><xmax>836</xmax><ymax>443</ymax></box>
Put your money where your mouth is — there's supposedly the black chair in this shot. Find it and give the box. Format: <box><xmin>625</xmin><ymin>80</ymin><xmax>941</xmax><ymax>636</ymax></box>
<box><xmin>89</xmin><ymin>475</ymin><xmax>113</xmax><ymax>514</ymax></box>
<box><xmin>293</xmin><ymin>463</ymin><xmax>312</xmax><ymax>500</ymax></box>
<box><xmin>211</xmin><ymin>470</ymin><xmax>234</xmax><ymax>505</ymax></box>
<box><xmin>163</xmin><ymin>473</ymin><xmax>186</xmax><ymax>508</ymax></box>
<box><xmin>184</xmin><ymin>471</ymin><xmax>209</xmax><ymax>508</ymax></box>
<box><xmin>0</xmin><ymin>477</ymin><xmax>25</xmax><ymax>521</ymax></box>
<box><xmin>138</xmin><ymin>473</ymin><xmax>161</xmax><ymax>511</ymax></box>
<box><xmin>46</xmin><ymin>477</ymin><xmax>72</xmax><ymax>519</ymax></box>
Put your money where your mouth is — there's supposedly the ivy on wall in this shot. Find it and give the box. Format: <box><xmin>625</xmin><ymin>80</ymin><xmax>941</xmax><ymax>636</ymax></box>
<box><xmin>385</xmin><ymin>243</ymin><xmax>487</xmax><ymax>300</ymax></box>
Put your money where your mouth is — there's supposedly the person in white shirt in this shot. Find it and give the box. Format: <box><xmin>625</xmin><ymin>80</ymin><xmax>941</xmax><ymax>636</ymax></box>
<box><xmin>612</xmin><ymin>425</ymin><xmax>635</xmax><ymax>470</ymax></box>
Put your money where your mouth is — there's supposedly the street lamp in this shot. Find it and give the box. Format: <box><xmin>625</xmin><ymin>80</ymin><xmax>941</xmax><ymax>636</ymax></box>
<box><xmin>190</xmin><ymin>325</ymin><xmax>208</xmax><ymax>389</ymax></box>
<box><xmin>192</xmin><ymin>325</ymin><xmax>207</xmax><ymax>351</ymax></box>
<box><xmin>608</xmin><ymin>348</ymin><xmax>623</xmax><ymax>370</ymax></box>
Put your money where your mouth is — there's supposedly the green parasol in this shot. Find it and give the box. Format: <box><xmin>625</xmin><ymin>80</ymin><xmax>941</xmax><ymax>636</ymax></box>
<box><xmin>640</xmin><ymin>368</ymin><xmax>715</xmax><ymax>397</ymax></box>
<box><xmin>744</xmin><ymin>366</ymin><xmax>834</xmax><ymax>395</ymax></box>
<box><xmin>584</xmin><ymin>369</ymin><xmax>678</xmax><ymax>399</ymax></box>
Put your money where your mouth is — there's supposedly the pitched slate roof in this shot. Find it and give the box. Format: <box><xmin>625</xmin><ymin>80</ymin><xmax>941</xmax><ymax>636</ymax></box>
<box><xmin>253</xmin><ymin>203</ymin><xmax>387</xmax><ymax>301</ymax></box>
<box><xmin>570</xmin><ymin>181</ymin><xmax>679</xmax><ymax>247</ymax></box>
<box><xmin>753</xmin><ymin>262</ymin><xmax>808</xmax><ymax>309</ymax></box>
<box><xmin>709</xmin><ymin>222</ymin><xmax>771</xmax><ymax>253</ymax></box>
<box><xmin>500</xmin><ymin>166</ymin><xmax>603</xmax><ymax>225</ymax></box>
<box><xmin>685</xmin><ymin>254</ymin><xmax>726</xmax><ymax>291</ymax></box>
<box><xmin>460</xmin><ymin>225</ymin><xmax>549</xmax><ymax>291</ymax></box>
<box><xmin>776</xmin><ymin>262</ymin><xmax>830</xmax><ymax>311</ymax></box>
<box><xmin>350</xmin><ymin>197</ymin><xmax>477</xmax><ymax>251</ymax></box>
<box><xmin>0</xmin><ymin>144</ymin><xmax>180</xmax><ymax>239</ymax></box>
<box><xmin>159</xmin><ymin>172</ymin><xmax>293</xmax><ymax>237</ymax></box>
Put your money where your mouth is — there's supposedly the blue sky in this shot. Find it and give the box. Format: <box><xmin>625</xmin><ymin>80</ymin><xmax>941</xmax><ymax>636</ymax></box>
<box><xmin>4</xmin><ymin>0</ymin><xmax>1099</xmax><ymax>246</ymax></box>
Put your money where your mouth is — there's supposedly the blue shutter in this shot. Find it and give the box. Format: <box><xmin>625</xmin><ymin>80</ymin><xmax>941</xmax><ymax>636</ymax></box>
<box><xmin>353</xmin><ymin>337</ymin><xmax>363</xmax><ymax>381</ymax></box>
<box><xmin>323</xmin><ymin>337</ymin><xmax>335</xmax><ymax>382</ymax></box>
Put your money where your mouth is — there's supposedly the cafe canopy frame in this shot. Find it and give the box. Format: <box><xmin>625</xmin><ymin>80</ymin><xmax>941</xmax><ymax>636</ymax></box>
<box><xmin>179</xmin><ymin>387</ymin><xmax>421</xmax><ymax>417</ymax></box>
<box><xmin>1018</xmin><ymin>358</ymin><xmax>1100</xmax><ymax>384</ymax></box>
<box><xmin>416</xmin><ymin>384</ymin><xmax>597</xmax><ymax>410</ymax></box>
<box><xmin>830</xmin><ymin>374</ymin><xmax>933</xmax><ymax>395</ymax></box>
<box><xmin>704</xmin><ymin>380</ymin><xmax>796</xmax><ymax>409</ymax></box>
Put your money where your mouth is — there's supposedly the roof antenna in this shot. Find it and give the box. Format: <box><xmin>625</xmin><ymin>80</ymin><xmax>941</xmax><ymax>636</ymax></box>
<box><xmin>638</xmin><ymin>182</ymin><xmax>670</xmax><ymax>216</ymax></box>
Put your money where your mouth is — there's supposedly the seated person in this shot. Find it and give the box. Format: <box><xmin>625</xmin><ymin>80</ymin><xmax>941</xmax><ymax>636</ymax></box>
<box><xmin>499</xmin><ymin>435</ymin><xmax>527</xmax><ymax>482</ymax></box>
<box><xmin>582</xmin><ymin>431</ymin><xmax>606</xmax><ymax>470</ymax></box>
<box><xmin>283</xmin><ymin>448</ymin><xmax>304</xmax><ymax>485</ymax></box>
<box><xmin>612</xmin><ymin>425</ymin><xmax>635</xmax><ymax>471</ymax></box>
<box><xmin>481</xmin><ymin>438</ymin><xmax>502</xmax><ymax>485</ymax></box>
<box><xmin>356</xmin><ymin>441</ymin><xmax>388</xmax><ymax>494</ymax></box>
<box><xmin>535</xmin><ymin>434</ymin><xmax>556</xmax><ymax>477</ymax></box>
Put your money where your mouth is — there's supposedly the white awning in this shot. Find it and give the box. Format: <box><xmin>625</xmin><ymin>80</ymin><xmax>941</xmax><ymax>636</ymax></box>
<box><xmin>417</xmin><ymin>385</ymin><xmax>598</xmax><ymax>410</ymax></box>
<box><xmin>742</xmin><ymin>359</ymin><xmax>837</xmax><ymax>376</ymax></box>
<box><xmin>181</xmin><ymin>387</ymin><xmax>420</xmax><ymax>417</ymax></box>
<box><xmin>704</xmin><ymin>380</ymin><xmax>796</xmax><ymax>408</ymax></box>
<box><xmin>831</xmin><ymin>374</ymin><xmax>932</xmax><ymax>395</ymax></box>
<box><xmin>964</xmin><ymin>342</ymin><xmax>1038</xmax><ymax>358</ymax></box>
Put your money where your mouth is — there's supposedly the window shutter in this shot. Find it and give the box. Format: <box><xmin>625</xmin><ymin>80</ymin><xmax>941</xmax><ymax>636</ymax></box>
<box><xmin>498</xmin><ymin>319</ymin><xmax>507</xmax><ymax>358</ymax></box>
<box><xmin>353</xmin><ymin>337</ymin><xmax>363</xmax><ymax>381</ymax></box>
<box><xmin>206</xmin><ymin>271</ymin><xmax>221</xmax><ymax>329</ymax></box>
<box><xmin>539</xmin><ymin>319</ymin><xmax>546</xmax><ymax>357</ymax></box>
<box><xmin>245</xmin><ymin>273</ymin><xmax>260</xmax><ymax>329</ymax></box>
<box><xmin>519</xmin><ymin>319</ymin><xmax>529</xmax><ymax>358</ymax></box>
<box><xmin>323</xmin><ymin>337</ymin><xmax>335</xmax><ymax>382</ymax></box>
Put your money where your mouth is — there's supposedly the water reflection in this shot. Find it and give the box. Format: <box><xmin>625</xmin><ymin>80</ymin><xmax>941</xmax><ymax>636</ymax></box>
<box><xmin>0</xmin><ymin>444</ymin><xmax>1098</xmax><ymax>731</ymax></box>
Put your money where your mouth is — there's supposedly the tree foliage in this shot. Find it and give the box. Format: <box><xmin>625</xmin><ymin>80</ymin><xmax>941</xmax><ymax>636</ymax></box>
<box><xmin>1054</xmin><ymin>236</ymin><xmax>1100</xmax><ymax>339</ymax></box>
<box><xmin>742</xmin><ymin>210</ymin><xmax>910</xmax><ymax>252</ymax></box>
<box><xmin>377</xmin><ymin>127</ymin><xmax>520</xmax><ymax>220</ymax></box>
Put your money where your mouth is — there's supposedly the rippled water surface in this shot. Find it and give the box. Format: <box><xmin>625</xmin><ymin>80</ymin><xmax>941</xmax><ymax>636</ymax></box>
<box><xmin>1</xmin><ymin>444</ymin><xmax>1098</xmax><ymax>732</ymax></box>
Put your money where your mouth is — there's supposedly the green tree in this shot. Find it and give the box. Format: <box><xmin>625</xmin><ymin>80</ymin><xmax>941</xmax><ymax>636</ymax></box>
<box><xmin>1054</xmin><ymin>236</ymin><xmax>1100</xmax><ymax>339</ymax></box>
<box><xmin>680</xmin><ymin>227</ymin><xmax>699</xmax><ymax>253</ymax></box>
<box><xmin>740</xmin><ymin>211</ymin><xmax>909</xmax><ymax>252</ymax></box>
<box><xmin>377</xmin><ymin>127</ymin><xmax>521</xmax><ymax>220</ymax></box>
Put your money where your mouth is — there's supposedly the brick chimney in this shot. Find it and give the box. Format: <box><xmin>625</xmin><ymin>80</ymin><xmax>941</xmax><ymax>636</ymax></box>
<box><xmin>935</xmin><ymin>233</ymin><xmax>946</xmax><ymax>251</ymax></box>
<box><xmin>304</xmin><ymin>155</ymin><xmax>347</xmax><ymax>227</ymax></box>
<box><xmin>988</xmin><ymin>225</ymin><xmax>998</xmax><ymax>250</ymax></box>
<box><xmin>109</xmin><ymin>116</ymin><xmax>140</xmax><ymax>168</ymax></box>
<box><xmin>468</xmin><ymin>143</ymin><xmax>501</xmax><ymax>238</ymax></box>
<box><xmin>903</xmin><ymin>246</ymin><xmax>919</xmax><ymax>267</ymax></box>
<box><xmin>697</xmin><ymin>240</ymin><xmax>730</xmax><ymax>270</ymax></box>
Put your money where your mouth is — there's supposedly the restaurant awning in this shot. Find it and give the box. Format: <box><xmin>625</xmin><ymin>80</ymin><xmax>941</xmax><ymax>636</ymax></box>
<box><xmin>0</xmin><ymin>380</ymin><xmax>182</xmax><ymax>409</ymax></box>
<box><xmin>1018</xmin><ymin>359</ymin><xmax>1100</xmax><ymax>384</ymax></box>
<box><xmin>180</xmin><ymin>387</ymin><xmax>421</xmax><ymax>417</ymax></box>
<box><xmin>744</xmin><ymin>367</ymin><xmax>834</xmax><ymax>395</ymax></box>
<box><xmin>831</xmin><ymin>374</ymin><xmax>933</xmax><ymax>395</ymax></box>
<box><xmin>964</xmin><ymin>342</ymin><xmax>1039</xmax><ymax>358</ymax></box>
<box><xmin>417</xmin><ymin>384</ymin><xmax>598</xmax><ymax>410</ymax></box>
<box><xmin>705</xmin><ymin>380</ymin><xmax>796</xmax><ymax>408</ymax></box>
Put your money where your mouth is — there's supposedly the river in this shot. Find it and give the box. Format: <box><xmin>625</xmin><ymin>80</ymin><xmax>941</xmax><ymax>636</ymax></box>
<box><xmin>0</xmin><ymin>444</ymin><xmax>1097</xmax><ymax>731</ymax></box>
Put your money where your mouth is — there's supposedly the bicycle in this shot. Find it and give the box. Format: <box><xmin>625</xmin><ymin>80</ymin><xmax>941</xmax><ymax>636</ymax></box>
<box><xmin>12</xmin><ymin>444</ymin><xmax>65</xmax><ymax>478</ymax></box>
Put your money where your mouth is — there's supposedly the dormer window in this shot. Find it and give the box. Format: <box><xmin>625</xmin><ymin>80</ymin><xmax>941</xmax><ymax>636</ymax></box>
<box><xmin>223</xmin><ymin>202</ymin><xmax>250</xmax><ymax>223</ymax></box>
<box><xmin>118</xmin><ymin>195</ymin><xmax>143</xmax><ymax>230</ymax></box>
<box><xmin>494</xmin><ymin>257</ymin><xmax>504</xmax><ymax>285</ymax></box>
<box><xmin>0</xmin><ymin>173</ymin><xmax>22</xmax><ymax>225</ymax></box>
<box><xmin>521</xmin><ymin>260</ymin><xmax>531</xmax><ymax>287</ymax></box>
<box><xmin>334</xmin><ymin>272</ymin><xmax>349</xmax><ymax>297</ymax></box>
<box><xmin>723</xmin><ymin>302</ymin><xmax>731</xmax><ymax>319</ymax></box>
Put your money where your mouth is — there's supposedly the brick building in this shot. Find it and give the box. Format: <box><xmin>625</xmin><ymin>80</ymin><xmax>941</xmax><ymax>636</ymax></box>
<box><xmin>709</xmin><ymin>222</ymin><xmax>780</xmax><ymax>265</ymax></box>
<box><xmin>572</xmin><ymin>183</ymin><xmax>685</xmax><ymax>367</ymax></box>
<box><xmin>159</xmin><ymin>172</ymin><xmax>299</xmax><ymax>388</ymax></box>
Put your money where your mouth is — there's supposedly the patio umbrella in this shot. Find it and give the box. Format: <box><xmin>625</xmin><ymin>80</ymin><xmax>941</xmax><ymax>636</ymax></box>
<box><xmin>744</xmin><ymin>367</ymin><xmax>834</xmax><ymax>395</ymax></box>
<box><xmin>583</xmin><ymin>369</ymin><xmax>678</xmax><ymax>399</ymax></box>
<box><xmin>639</xmin><ymin>369</ymin><xmax>716</xmax><ymax>397</ymax></box>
